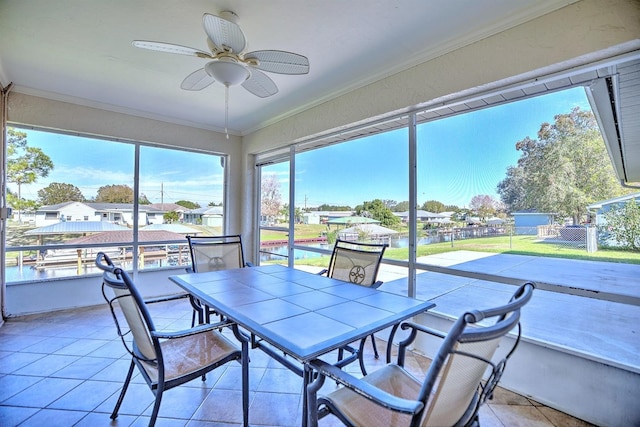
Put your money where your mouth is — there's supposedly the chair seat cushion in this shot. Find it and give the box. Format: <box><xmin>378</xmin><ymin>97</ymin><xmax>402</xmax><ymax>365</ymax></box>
<box><xmin>141</xmin><ymin>330</ymin><xmax>239</xmax><ymax>383</ymax></box>
<box><xmin>323</xmin><ymin>364</ymin><xmax>421</xmax><ymax>426</ymax></box>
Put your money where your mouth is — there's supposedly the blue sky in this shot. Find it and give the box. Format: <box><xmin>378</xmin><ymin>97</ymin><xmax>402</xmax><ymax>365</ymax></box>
<box><xmin>266</xmin><ymin>86</ymin><xmax>592</xmax><ymax>209</ymax></box>
<box><xmin>14</xmin><ymin>134</ymin><xmax>226</xmax><ymax>207</ymax></box>
<box><xmin>13</xmin><ymin>87</ymin><xmax>591</xmax><ymax>209</ymax></box>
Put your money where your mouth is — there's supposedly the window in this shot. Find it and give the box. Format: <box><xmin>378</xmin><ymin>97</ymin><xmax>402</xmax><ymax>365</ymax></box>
<box><xmin>255</xmin><ymin>84</ymin><xmax>638</xmax><ymax>297</ymax></box>
<box><xmin>258</xmin><ymin>160</ymin><xmax>290</xmax><ymax>265</ymax></box>
<box><xmin>293</xmin><ymin>128</ymin><xmax>409</xmax><ymax>268</ymax></box>
<box><xmin>137</xmin><ymin>145</ymin><xmax>226</xmax><ymax>271</ymax></box>
<box><xmin>4</xmin><ymin>128</ymin><xmax>226</xmax><ymax>283</ymax></box>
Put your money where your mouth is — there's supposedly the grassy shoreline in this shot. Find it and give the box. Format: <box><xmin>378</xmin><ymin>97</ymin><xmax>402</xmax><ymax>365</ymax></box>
<box><xmin>266</xmin><ymin>224</ymin><xmax>640</xmax><ymax>265</ymax></box>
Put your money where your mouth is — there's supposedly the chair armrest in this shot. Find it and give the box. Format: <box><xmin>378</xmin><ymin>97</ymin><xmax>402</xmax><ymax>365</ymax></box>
<box><xmin>401</xmin><ymin>321</ymin><xmax>447</xmax><ymax>339</ymax></box>
<box><xmin>152</xmin><ymin>319</ymin><xmax>234</xmax><ymax>339</ymax></box>
<box><xmin>309</xmin><ymin>359</ymin><xmax>424</xmax><ymax>415</ymax></box>
<box><xmin>393</xmin><ymin>321</ymin><xmax>447</xmax><ymax>365</ymax></box>
<box><xmin>144</xmin><ymin>293</ymin><xmax>189</xmax><ymax>305</ymax></box>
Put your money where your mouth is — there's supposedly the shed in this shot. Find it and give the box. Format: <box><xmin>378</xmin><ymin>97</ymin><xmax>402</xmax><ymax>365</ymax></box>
<box><xmin>512</xmin><ymin>210</ymin><xmax>555</xmax><ymax>234</ymax></box>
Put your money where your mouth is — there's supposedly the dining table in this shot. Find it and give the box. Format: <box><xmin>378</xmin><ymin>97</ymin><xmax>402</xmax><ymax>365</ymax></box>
<box><xmin>169</xmin><ymin>263</ymin><xmax>435</xmax><ymax>426</ymax></box>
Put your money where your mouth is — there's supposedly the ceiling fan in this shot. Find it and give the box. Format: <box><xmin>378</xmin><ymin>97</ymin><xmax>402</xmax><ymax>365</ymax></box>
<box><xmin>132</xmin><ymin>10</ymin><xmax>310</xmax><ymax>137</ymax></box>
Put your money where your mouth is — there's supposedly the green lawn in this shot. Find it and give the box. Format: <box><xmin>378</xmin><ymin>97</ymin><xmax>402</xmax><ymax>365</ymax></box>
<box><xmin>390</xmin><ymin>235</ymin><xmax>640</xmax><ymax>264</ymax></box>
<box><xmin>265</xmin><ymin>224</ymin><xmax>640</xmax><ymax>265</ymax></box>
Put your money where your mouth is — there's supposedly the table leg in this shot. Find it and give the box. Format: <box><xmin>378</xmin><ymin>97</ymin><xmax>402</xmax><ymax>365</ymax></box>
<box><xmin>232</xmin><ymin>324</ymin><xmax>250</xmax><ymax>427</ymax></box>
<box><xmin>306</xmin><ymin>365</ymin><xmax>325</xmax><ymax>427</ymax></box>
<box><xmin>302</xmin><ymin>364</ymin><xmax>312</xmax><ymax>427</ymax></box>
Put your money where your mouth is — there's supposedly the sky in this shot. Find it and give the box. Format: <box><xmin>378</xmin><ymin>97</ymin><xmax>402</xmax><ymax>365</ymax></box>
<box><xmin>12</xmin><ymin>134</ymin><xmax>226</xmax><ymax>207</ymax></box>
<box><xmin>265</xmin><ymin>86</ymin><xmax>592</xmax><ymax>209</ymax></box>
<box><xmin>10</xmin><ymin>87</ymin><xmax>592</xmax><ymax>209</ymax></box>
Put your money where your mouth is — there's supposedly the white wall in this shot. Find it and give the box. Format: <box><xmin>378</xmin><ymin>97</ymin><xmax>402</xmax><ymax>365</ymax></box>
<box><xmin>5</xmin><ymin>267</ymin><xmax>187</xmax><ymax>317</ymax></box>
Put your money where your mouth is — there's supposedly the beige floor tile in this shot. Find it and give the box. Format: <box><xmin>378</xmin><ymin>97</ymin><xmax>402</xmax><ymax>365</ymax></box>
<box><xmin>490</xmin><ymin>404</ymin><xmax>554</xmax><ymax>427</ymax></box>
<box><xmin>0</xmin><ymin>300</ymin><xmax>592</xmax><ymax>427</ymax></box>
<box><xmin>537</xmin><ymin>406</ymin><xmax>596</xmax><ymax>427</ymax></box>
<box><xmin>489</xmin><ymin>386</ymin><xmax>534</xmax><ymax>405</ymax></box>
<box><xmin>477</xmin><ymin>404</ymin><xmax>506</xmax><ymax>427</ymax></box>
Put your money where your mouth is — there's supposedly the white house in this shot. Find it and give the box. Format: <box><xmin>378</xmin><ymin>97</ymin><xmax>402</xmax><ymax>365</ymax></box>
<box><xmin>183</xmin><ymin>206</ymin><xmax>223</xmax><ymax>227</ymax></box>
<box><xmin>34</xmin><ymin>202</ymin><xmax>167</xmax><ymax>227</ymax></box>
<box><xmin>302</xmin><ymin>212</ymin><xmax>320</xmax><ymax>224</ymax></box>
<box><xmin>586</xmin><ymin>192</ymin><xmax>640</xmax><ymax>225</ymax></box>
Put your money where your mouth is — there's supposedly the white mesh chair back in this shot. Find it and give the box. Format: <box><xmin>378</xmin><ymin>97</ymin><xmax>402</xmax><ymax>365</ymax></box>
<box><xmin>416</xmin><ymin>284</ymin><xmax>534</xmax><ymax>426</ymax></box>
<box><xmin>421</xmin><ymin>337</ymin><xmax>502</xmax><ymax>426</ymax></box>
<box><xmin>101</xmin><ymin>266</ymin><xmax>158</xmax><ymax>362</ymax></box>
<box><xmin>310</xmin><ymin>283</ymin><xmax>534</xmax><ymax>427</ymax></box>
<box><xmin>327</xmin><ymin>239</ymin><xmax>387</xmax><ymax>286</ymax></box>
<box><xmin>187</xmin><ymin>235</ymin><xmax>245</xmax><ymax>272</ymax></box>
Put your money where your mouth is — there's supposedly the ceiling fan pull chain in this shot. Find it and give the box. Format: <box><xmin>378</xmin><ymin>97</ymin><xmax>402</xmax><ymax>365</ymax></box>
<box><xmin>225</xmin><ymin>85</ymin><xmax>229</xmax><ymax>139</ymax></box>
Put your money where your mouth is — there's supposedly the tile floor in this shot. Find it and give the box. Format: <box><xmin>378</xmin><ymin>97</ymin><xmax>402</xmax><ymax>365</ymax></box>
<box><xmin>0</xmin><ymin>299</ymin><xmax>594</xmax><ymax>427</ymax></box>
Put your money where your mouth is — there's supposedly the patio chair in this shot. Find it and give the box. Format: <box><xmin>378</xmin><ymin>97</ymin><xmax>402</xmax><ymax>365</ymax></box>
<box><xmin>96</xmin><ymin>252</ymin><xmax>249</xmax><ymax>427</ymax></box>
<box><xmin>307</xmin><ymin>282</ymin><xmax>534</xmax><ymax>427</ymax></box>
<box><xmin>319</xmin><ymin>239</ymin><xmax>388</xmax><ymax>374</ymax></box>
<box><xmin>186</xmin><ymin>234</ymin><xmax>252</xmax><ymax>324</ymax></box>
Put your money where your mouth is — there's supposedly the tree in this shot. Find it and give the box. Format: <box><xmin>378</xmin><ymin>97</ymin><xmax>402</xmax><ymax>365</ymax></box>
<box><xmin>280</xmin><ymin>203</ymin><xmax>303</xmax><ymax>223</ymax></box>
<box><xmin>497</xmin><ymin>107</ymin><xmax>627</xmax><ymax>224</ymax></box>
<box><xmin>317</xmin><ymin>203</ymin><xmax>352</xmax><ymax>211</ymax></box>
<box><xmin>496</xmin><ymin>166</ymin><xmax>527</xmax><ymax>212</ymax></box>
<box><xmin>38</xmin><ymin>182</ymin><xmax>85</xmax><ymax>205</ymax></box>
<box><xmin>469</xmin><ymin>194</ymin><xmax>499</xmax><ymax>221</ymax></box>
<box><xmin>139</xmin><ymin>193</ymin><xmax>151</xmax><ymax>204</ymax></box>
<box><xmin>355</xmin><ymin>199</ymin><xmax>400</xmax><ymax>227</ymax></box>
<box><xmin>382</xmin><ymin>200</ymin><xmax>397</xmax><ymax>210</ymax></box>
<box><xmin>95</xmin><ymin>184</ymin><xmax>135</xmax><ymax>203</ymax></box>
<box><xmin>261</xmin><ymin>173</ymin><xmax>282</xmax><ymax>224</ymax></box>
<box><xmin>176</xmin><ymin>200</ymin><xmax>201</xmax><ymax>209</ymax></box>
<box><xmin>422</xmin><ymin>200</ymin><xmax>445</xmax><ymax>213</ymax></box>
<box><xmin>93</xmin><ymin>185</ymin><xmax>151</xmax><ymax>204</ymax></box>
<box><xmin>163</xmin><ymin>211</ymin><xmax>180</xmax><ymax>223</ymax></box>
<box><xmin>392</xmin><ymin>201</ymin><xmax>410</xmax><ymax>212</ymax></box>
<box><xmin>7</xmin><ymin>128</ymin><xmax>54</xmax><ymax>221</ymax></box>
<box><xmin>601</xmin><ymin>199</ymin><xmax>640</xmax><ymax>251</ymax></box>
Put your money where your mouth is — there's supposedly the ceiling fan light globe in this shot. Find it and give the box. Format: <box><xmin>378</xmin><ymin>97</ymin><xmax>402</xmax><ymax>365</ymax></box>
<box><xmin>205</xmin><ymin>60</ymin><xmax>250</xmax><ymax>86</ymax></box>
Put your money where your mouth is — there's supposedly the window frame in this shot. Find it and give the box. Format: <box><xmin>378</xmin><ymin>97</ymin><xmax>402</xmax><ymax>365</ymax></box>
<box><xmin>3</xmin><ymin>126</ymin><xmax>229</xmax><ymax>284</ymax></box>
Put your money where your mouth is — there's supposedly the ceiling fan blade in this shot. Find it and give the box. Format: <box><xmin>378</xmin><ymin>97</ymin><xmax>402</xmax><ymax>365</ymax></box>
<box><xmin>202</xmin><ymin>13</ymin><xmax>246</xmax><ymax>54</ymax></box>
<box><xmin>242</xmin><ymin>69</ymin><xmax>278</xmax><ymax>98</ymax></box>
<box><xmin>132</xmin><ymin>40</ymin><xmax>213</xmax><ymax>59</ymax></box>
<box><xmin>181</xmin><ymin>68</ymin><xmax>215</xmax><ymax>91</ymax></box>
<box><xmin>245</xmin><ymin>50</ymin><xmax>310</xmax><ymax>75</ymax></box>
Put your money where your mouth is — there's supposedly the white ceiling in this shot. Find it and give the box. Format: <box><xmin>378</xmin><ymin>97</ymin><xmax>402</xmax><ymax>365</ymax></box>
<box><xmin>0</xmin><ymin>0</ymin><xmax>575</xmax><ymax>136</ymax></box>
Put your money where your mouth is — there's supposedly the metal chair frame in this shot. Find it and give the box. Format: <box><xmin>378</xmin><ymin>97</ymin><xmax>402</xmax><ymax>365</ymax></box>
<box><xmin>186</xmin><ymin>234</ymin><xmax>251</xmax><ymax>324</ymax></box>
<box><xmin>319</xmin><ymin>239</ymin><xmax>388</xmax><ymax>374</ymax></box>
<box><xmin>96</xmin><ymin>252</ymin><xmax>249</xmax><ymax>427</ymax></box>
<box><xmin>307</xmin><ymin>282</ymin><xmax>535</xmax><ymax>427</ymax></box>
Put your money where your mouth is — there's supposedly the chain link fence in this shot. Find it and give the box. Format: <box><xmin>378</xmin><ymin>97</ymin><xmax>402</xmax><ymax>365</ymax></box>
<box><xmin>425</xmin><ymin>224</ymin><xmax>598</xmax><ymax>252</ymax></box>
